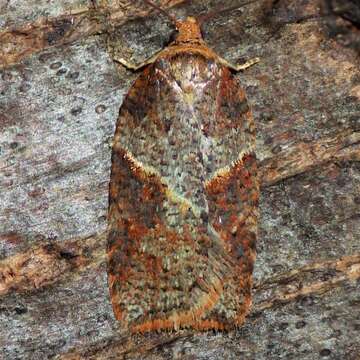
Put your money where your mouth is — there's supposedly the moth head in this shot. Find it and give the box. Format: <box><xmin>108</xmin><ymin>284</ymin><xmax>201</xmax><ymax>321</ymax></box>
<box><xmin>174</xmin><ymin>17</ymin><xmax>203</xmax><ymax>44</ymax></box>
<box><xmin>142</xmin><ymin>0</ymin><xmax>260</xmax><ymax>46</ymax></box>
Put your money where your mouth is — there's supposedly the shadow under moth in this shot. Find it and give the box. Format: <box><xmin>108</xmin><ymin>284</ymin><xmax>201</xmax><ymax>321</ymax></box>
<box><xmin>107</xmin><ymin>0</ymin><xmax>259</xmax><ymax>333</ymax></box>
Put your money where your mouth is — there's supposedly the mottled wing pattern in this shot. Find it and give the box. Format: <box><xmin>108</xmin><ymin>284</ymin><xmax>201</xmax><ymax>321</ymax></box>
<box><xmin>108</xmin><ymin>52</ymin><xmax>259</xmax><ymax>332</ymax></box>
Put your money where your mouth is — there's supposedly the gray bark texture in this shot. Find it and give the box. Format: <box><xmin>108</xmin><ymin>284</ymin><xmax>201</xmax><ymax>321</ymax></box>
<box><xmin>0</xmin><ymin>0</ymin><xmax>359</xmax><ymax>359</ymax></box>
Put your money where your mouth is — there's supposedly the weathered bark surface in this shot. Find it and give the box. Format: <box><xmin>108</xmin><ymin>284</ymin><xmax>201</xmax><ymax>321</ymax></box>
<box><xmin>0</xmin><ymin>0</ymin><xmax>359</xmax><ymax>359</ymax></box>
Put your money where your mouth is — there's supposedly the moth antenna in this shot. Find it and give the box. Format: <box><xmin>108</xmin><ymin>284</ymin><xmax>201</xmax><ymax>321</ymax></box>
<box><xmin>197</xmin><ymin>0</ymin><xmax>261</xmax><ymax>26</ymax></box>
<box><xmin>142</xmin><ymin>0</ymin><xmax>177</xmax><ymax>26</ymax></box>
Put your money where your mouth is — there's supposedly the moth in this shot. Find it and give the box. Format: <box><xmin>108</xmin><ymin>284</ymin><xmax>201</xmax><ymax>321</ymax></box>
<box><xmin>107</xmin><ymin>0</ymin><xmax>259</xmax><ymax>333</ymax></box>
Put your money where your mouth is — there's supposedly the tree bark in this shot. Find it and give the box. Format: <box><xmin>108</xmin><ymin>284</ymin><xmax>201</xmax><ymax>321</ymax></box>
<box><xmin>0</xmin><ymin>0</ymin><xmax>359</xmax><ymax>359</ymax></box>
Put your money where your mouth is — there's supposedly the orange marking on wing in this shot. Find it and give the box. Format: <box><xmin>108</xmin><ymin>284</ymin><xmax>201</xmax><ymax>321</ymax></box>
<box><xmin>205</xmin><ymin>156</ymin><xmax>245</xmax><ymax>192</ymax></box>
<box><xmin>131</xmin><ymin>278</ymin><xmax>223</xmax><ymax>333</ymax></box>
<box><xmin>108</xmin><ymin>273</ymin><xmax>123</xmax><ymax>321</ymax></box>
